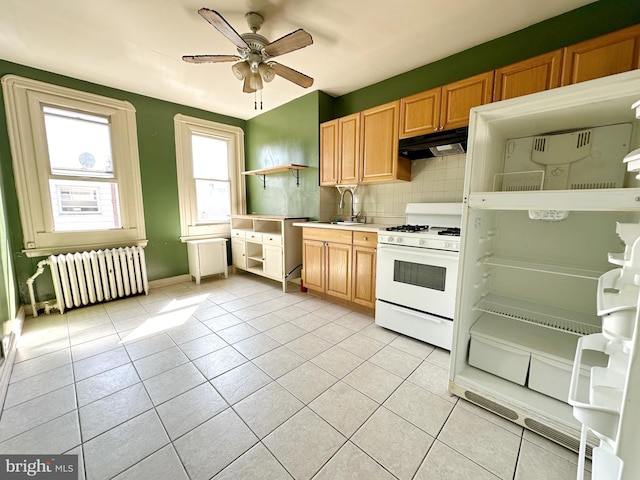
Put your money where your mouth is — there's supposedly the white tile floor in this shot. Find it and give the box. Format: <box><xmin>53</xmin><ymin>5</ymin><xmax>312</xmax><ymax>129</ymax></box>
<box><xmin>0</xmin><ymin>272</ymin><xmax>591</xmax><ymax>480</ymax></box>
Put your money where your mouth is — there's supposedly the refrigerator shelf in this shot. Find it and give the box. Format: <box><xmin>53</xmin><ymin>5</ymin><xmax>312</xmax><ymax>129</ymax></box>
<box><xmin>483</xmin><ymin>255</ymin><xmax>604</xmax><ymax>280</ymax></box>
<box><xmin>474</xmin><ymin>294</ymin><xmax>601</xmax><ymax>336</ymax></box>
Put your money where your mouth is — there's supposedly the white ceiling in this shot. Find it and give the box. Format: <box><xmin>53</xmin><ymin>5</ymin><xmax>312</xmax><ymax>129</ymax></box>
<box><xmin>0</xmin><ymin>0</ymin><xmax>596</xmax><ymax>120</ymax></box>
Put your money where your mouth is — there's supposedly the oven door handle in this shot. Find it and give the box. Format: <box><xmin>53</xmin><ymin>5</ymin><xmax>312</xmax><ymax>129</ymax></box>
<box><xmin>389</xmin><ymin>304</ymin><xmax>446</xmax><ymax>324</ymax></box>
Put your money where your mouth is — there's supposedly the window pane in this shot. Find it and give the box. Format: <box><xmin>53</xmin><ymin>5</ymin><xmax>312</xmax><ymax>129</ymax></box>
<box><xmin>43</xmin><ymin>106</ymin><xmax>114</xmax><ymax>177</ymax></box>
<box><xmin>195</xmin><ymin>179</ymin><xmax>230</xmax><ymax>223</ymax></box>
<box><xmin>49</xmin><ymin>179</ymin><xmax>121</xmax><ymax>231</ymax></box>
<box><xmin>192</xmin><ymin>134</ymin><xmax>228</xmax><ymax>180</ymax></box>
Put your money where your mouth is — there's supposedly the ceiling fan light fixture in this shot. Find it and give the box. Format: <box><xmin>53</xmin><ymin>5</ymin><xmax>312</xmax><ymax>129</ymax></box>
<box><xmin>258</xmin><ymin>63</ymin><xmax>276</xmax><ymax>82</ymax></box>
<box><xmin>248</xmin><ymin>71</ymin><xmax>263</xmax><ymax>91</ymax></box>
<box><xmin>232</xmin><ymin>61</ymin><xmax>250</xmax><ymax>80</ymax></box>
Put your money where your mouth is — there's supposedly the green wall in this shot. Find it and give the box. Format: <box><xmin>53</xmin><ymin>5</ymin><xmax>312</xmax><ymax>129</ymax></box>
<box><xmin>335</xmin><ymin>0</ymin><xmax>640</xmax><ymax>116</ymax></box>
<box><xmin>245</xmin><ymin>90</ymin><xmax>333</xmax><ymax>220</ymax></box>
<box><xmin>0</xmin><ymin>60</ymin><xmax>245</xmax><ymax>305</ymax></box>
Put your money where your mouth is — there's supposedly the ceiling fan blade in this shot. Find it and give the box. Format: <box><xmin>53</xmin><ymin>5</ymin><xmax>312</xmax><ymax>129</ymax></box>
<box><xmin>263</xmin><ymin>29</ymin><xmax>313</xmax><ymax>57</ymax></box>
<box><xmin>198</xmin><ymin>8</ymin><xmax>248</xmax><ymax>50</ymax></box>
<box><xmin>270</xmin><ymin>62</ymin><xmax>314</xmax><ymax>88</ymax></box>
<box><xmin>182</xmin><ymin>54</ymin><xmax>241</xmax><ymax>64</ymax></box>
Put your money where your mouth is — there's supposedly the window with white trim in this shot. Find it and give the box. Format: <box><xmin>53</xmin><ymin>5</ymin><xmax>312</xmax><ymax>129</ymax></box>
<box><xmin>2</xmin><ymin>75</ymin><xmax>146</xmax><ymax>257</ymax></box>
<box><xmin>174</xmin><ymin>114</ymin><xmax>245</xmax><ymax>240</ymax></box>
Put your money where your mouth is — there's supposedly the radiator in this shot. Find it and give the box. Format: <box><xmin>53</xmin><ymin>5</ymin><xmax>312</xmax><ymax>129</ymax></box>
<box><xmin>28</xmin><ymin>246</ymin><xmax>149</xmax><ymax>315</ymax></box>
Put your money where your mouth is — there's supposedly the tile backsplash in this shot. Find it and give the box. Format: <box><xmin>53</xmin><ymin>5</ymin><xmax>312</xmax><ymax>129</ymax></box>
<box><xmin>320</xmin><ymin>154</ymin><xmax>466</xmax><ymax>222</ymax></box>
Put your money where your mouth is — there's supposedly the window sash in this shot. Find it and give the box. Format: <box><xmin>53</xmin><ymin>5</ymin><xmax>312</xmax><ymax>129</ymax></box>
<box><xmin>174</xmin><ymin>114</ymin><xmax>245</xmax><ymax>241</ymax></box>
<box><xmin>2</xmin><ymin>75</ymin><xmax>146</xmax><ymax>256</ymax></box>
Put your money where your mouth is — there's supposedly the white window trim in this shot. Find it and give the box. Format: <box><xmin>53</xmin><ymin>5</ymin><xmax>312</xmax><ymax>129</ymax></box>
<box><xmin>2</xmin><ymin>75</ymin><xmax>146</xmax><ymax>257</ymax></box>
<box><xmin>174</xmin><ymin>114</ymin><xmax>245</xmax><ymax>241</ymax></box>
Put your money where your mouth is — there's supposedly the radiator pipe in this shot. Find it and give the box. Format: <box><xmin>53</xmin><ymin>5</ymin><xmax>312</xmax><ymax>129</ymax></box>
<box><xmin>26</xmin><ymin>259</ymin><xmax>49</xmax><ymax>318</ymax></box>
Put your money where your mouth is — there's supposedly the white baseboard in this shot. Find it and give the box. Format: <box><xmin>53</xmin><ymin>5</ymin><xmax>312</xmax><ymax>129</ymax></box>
<box><xmin>0</xmin><ymin>306</ymin><xmax>25</xmax><ymax>412</ymax></box>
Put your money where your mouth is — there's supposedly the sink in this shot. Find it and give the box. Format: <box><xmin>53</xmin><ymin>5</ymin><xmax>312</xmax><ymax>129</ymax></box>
<box><xmin>331</xmin><ymin>221</ymin><xmax>361</xmax><ymax>225</ymax></box>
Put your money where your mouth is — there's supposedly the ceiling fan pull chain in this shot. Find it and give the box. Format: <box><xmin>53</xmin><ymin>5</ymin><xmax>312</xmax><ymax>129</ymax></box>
<box><xmin>260</xmin><ymin>89</ymin><xmax>263</xmax><ymax>110</ymax></box>
<box><xmin>254</xmin><ymin>91</ymin><xmax>257</xmax><ymax>110</ymax></box>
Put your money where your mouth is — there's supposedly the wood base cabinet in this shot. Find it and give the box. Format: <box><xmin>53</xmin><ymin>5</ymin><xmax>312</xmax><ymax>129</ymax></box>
<box><xmin>302</xmin><ymin>227</ymin><xmax>377</xmax><ymax>311</ymax></box>
<box><xmin>351</xmin><ymin>230</ymin><xmax>377</xmax><ymax>309</ymax></box>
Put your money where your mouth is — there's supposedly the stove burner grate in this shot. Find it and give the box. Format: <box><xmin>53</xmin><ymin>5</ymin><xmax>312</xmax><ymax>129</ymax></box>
<box><xmin>385</xmin><ymin>224</ymin><xmax>429</xmax><ymax>233</ymax></box>
<box><xmin>437</xmin><ymin>227</ymin><xmax>461</xmax><ymax>236</ymax></box>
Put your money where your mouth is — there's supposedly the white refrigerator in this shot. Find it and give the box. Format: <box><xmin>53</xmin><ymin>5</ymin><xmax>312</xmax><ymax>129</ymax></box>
<box><xmin>449</xmin><ymin>69</ymin><xmax>640</xmax><ymax>479</ymax></box>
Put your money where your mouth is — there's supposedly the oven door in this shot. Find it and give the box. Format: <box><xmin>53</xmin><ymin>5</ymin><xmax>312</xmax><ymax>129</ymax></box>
<box><xmin>375</xmin><ymin>243</ymin><xmax>459</xmax><ymax>319</ymax></box>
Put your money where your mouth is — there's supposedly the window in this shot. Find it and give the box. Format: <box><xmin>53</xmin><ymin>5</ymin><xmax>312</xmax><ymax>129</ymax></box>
<box><xmin>174</xmin><ymin>114</ymin><xmax>245</xmax><ymax>240</ymax></box>
<box><xmin>2</xmin><ymin>75</ymin><xmax>146</xmax><ymax>256</ymax></box>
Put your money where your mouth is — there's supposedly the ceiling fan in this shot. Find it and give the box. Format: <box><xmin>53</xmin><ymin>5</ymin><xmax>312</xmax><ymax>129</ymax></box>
<box><xmin>183</xmin><ymin>8</ymin><xmax>314</xmax><ymax>96</ymax></box>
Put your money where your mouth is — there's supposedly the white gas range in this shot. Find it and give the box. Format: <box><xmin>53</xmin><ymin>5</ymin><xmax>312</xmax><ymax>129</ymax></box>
<box><xmin>375</xmin><ymin>203</ymin><xmax>462</xmax><ymax>350</ymax></box>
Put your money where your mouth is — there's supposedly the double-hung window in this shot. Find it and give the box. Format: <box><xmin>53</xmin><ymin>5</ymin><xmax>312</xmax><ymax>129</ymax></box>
<box><xmin>2</xmin><ymin>75</ymin><xmax>146</xmax><ymax>256</ymax></box>
<box><xmin>174</xmin><ymin>114</ymin><xmax>245</xmax><ymax>240</ymax></box>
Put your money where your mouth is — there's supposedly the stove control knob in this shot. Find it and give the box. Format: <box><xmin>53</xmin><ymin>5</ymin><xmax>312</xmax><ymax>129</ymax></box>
<box><xmin>387</xmin><ymin>236</ymin><xmax>394</xmax><ymax>243</ymax></box>
<box><xmin>396</xmin><ymin>237</ymin><xmax>403</xmax><ymax>244</ymax></box>
<box><xmin>419</xmin><ymin>239</ymin><xmax>426</xmax><ymax>246</ymax></box>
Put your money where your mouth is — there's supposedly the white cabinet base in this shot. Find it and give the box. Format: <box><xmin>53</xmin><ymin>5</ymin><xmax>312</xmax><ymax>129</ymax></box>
<box><xmin>186</xmin><ymin>238</ymin><xmax>228</xmax><ymax>285</ymax></box>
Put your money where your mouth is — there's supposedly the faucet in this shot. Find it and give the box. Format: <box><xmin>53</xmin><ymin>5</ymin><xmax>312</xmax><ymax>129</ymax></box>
<box><xmin>338</xmin><ymin>186</ymin><xmax>359</xmax><ymax>222</ymax></box>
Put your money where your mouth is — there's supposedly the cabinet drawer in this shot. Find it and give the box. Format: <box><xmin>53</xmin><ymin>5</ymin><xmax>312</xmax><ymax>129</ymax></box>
<box><xmin>246</xmin><ymin>232</ymin><xmax>263</xmax><ymax>243</ymax></box>
<box><xmin>303</xmin><ymin>227</ymin><xmax>352</xmax><ymax>244</ymax></box>
<box><xmin>231</xmin><ymin>229</ymin><xmax>246</xmax><ymax>239</ymax></box>
<box><xmin>263</xmin><ymin>233</ymin><xmax>282</xmax><ymax>246</ymax></box>
<box><xmin>352</xmin><ymin>231</ymin><xmax>377</xmax><ymax>248</ymax></box>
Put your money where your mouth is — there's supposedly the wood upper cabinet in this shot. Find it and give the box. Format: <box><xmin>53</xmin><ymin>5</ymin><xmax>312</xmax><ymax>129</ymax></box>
<box><xmin>338</xmin><ymin>113</ymin><xmax>360</xmax><ymax>184</ymax></box>
<box><xmin>320</xmin><ymin>113</ymin><xmax>360</xmax><ymax>186</ymax></box>
<box><xmin>399</xmin><ymin>71</ymin><xmax>494</xmax><ymax>137</ymax></box>
<box><xmin>360</xmin><ymin>100</ymin><xmax>410</xmax><ymax>183</ymax></box>
<box><xmin>561</xmin><ymin>24</ymin><xmax>640</xmax><ymax>86</ymax></box>
<box><xmin>493</xmin><ymin>50</ymin><xmax>563</xmax><ymax>101</ymax></box>
<box><xmin>441</xmin><ymin>71</ymin><xmax>494</xmax><ymax>130</ymax></box>
<box><xmin>399</xmin><ymin>87</ymin><xmax>441</xmax><ymax>138</ymax></box>
<box><xmin>319</xmin><ymin>120</ymin><xmax>338</xmax><ymax>185</ymax></box>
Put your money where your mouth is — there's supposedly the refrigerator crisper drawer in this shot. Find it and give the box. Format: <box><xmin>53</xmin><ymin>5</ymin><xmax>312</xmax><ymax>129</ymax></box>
<box><xmin>468</xmin><ymin>335</ymin><xmax>530</xmax><ymax>385</ymax></box>
<box><xmin>529</xmin><ymin>354</ymin><xmax>589</xmax><ymax>403</ymax></box>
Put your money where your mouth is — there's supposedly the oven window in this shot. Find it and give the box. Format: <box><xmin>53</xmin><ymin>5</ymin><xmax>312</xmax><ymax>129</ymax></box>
<box><xmin>393</xmin><ymin>260</ymin><xmax>446</xmax><ymax>291</ymax></box>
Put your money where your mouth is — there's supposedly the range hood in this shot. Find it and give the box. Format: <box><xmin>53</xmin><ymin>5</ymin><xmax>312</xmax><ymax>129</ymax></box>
<box><xmin>399</xmin><ymin>127</ymin><xmax>469</xmax><ymax>160</ymax></box>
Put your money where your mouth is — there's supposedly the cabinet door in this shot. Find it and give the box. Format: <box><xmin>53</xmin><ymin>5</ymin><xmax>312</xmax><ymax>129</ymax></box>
<box><xmin>263</xmin><ymin>244</ymin><xmax>283</xmax><ymax>281</ymax></box>
<box><xmin>325</xmin><ymin>242</ymin><xmax>352</xmax><ymax>300</ymax></box>
<box><xmin>494</xmin><ymin>50</ymin><xmax>563</xmax><ymax>101</ymax></box>
<box><xmin>360</xmin><ymin>100</ymin><xmax>401</xmax><ymax>183</ymax></box>
<box><xmin>320</xmin><ymin>120</ymin><xmax>338</xmax><ymax>186</ymax></box>
<box><xmin>302</xmin><ymin>239</ymin><xmax>325</xmax><ymax>292</ymax></box>
<box><xmin>231</xmin><ymin>238</ymin><xmax>246</xmax><ymax>269</ymax></box>
<box><xmin>338</xmin><ymin>113</ymin><xmax>360</xmax><ymax>185</ymax></box>
<box><xmin>561</xmin><ymin>25</ymin><xmax>640</xmax><ymax>86</ymax></box>
<box><xmin>441</xmin><ymin>71</ymin><xmax>494</xmax><ymax>130</ymax></box>
<box><xmin>352</xmin><ymin>245</ymin><xmax>376</xmax><ymax>308</ymax></box>
<box><xmin>199</xmin><ymin>241</ymin><xmax>227</xmax><ymax>276</ymax></box>
<box><xmin>399</xmin><ymin>87</ymin><xmax>441</xmax><ymax>138</ymax></box>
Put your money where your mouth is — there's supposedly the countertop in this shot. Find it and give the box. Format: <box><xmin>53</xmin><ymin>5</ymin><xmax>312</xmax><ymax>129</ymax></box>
<box><xmin>232</xmin><ymin>214</ymin><xmax>309</xmax><ymax>221</ymax></box>
<box><xmin>292</xmin><ymin>221</ymin><xmax>386</xmax><ymax>233</ymax></box>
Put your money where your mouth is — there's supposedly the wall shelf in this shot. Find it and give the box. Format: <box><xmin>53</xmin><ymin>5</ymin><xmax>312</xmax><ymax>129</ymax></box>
<box><xmin>242</xmin><ymin>164</ymin><xmax>308</xmax><ymax>189</ymax></box>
